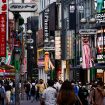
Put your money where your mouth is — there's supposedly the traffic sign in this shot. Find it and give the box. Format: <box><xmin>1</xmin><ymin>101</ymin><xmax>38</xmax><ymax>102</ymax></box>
<box><xmin>9</xmin><ymin>3</ymin><xmax>38</xmax><ymax>12</ymax></box>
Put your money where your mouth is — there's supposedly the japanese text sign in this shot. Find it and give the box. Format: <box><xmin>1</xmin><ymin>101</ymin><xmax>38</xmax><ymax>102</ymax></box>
<box><xmin>0</xmin><ymin>14</ymin><xmax>6</xmax><ymax>57</ymax></box>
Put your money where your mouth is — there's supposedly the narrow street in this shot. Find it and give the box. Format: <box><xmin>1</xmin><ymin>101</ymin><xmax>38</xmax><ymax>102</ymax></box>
<box><xmin>20</xmin><ymin>100</ymin><xmax>40</xmax><ymax>105</ymax></box>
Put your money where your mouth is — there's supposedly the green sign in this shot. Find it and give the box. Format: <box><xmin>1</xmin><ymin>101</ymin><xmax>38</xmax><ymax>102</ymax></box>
<box><xmin>96</xmin><ymin>0</ymin><xmax>104</xmax><ymax>13</ymax></box>
<box><xmin>15</xmin><ymin>60</ymin><xmax>20</xmax><ymax>72</ymax></box>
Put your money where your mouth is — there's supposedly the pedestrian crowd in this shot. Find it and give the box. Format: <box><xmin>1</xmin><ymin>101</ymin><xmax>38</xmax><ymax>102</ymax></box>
<box><xmin>21</xmin><ymin>79</ymin><xmax>105</xmax><ymax>105</ymax></box>
<box><xmin>0</xmin><ymin>78</ymin><xmax>105</xmax><ymax>105</ymax></box>
<box><xmin>0</xmin><ymin>79</ymin><xmax>15</xmax><ymax>105</ymax></box>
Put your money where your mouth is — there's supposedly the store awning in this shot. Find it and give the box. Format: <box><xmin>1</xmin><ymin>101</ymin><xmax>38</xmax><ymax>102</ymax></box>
<box><xmin>0</xmin><ymin>64</ymin><xmax>15</xmax><ymax>70</ymax></box>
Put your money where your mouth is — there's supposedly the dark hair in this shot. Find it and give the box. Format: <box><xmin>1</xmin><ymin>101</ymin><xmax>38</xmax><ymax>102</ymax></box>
<box><xmin>97</xmin><ymin>81</ymin><xmax>104</xmax><ymax>87</ymax></box>
<box><xmin>57</xmin><ymin>80</ymin><xmax>76</xmax><ymax>105</ymax></box>
<box><xmin>60</xmin><ymin>80</ymin><xmax>73</xmax><ymax>91</ymax></box>
<box><xmin>47</xmin><ymin>79</ymin><xmax>54</xmax><ymax>86</ymax></box>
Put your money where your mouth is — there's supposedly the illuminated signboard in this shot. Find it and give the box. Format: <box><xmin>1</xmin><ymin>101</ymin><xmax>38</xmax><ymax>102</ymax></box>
<box><xmin>0</xmin><ymin>0</ymin><xmax>7</xmax><ymax>57</ymax></box>
<box><xmin>9</xmin><ymin>3</ymin><xmax>38</xmax><ymax>12</ymax></box>
<box><xmin>0</xmin><ymin>14</ymin><xmax>6</xmax><ymax>57</ymax></box>
<box><xmin>95</xmin><ymin>13</ymin><xmax>105</xmax><ymax>23</ymax></box>
<box><xmin>96</xmin><ymin>0</ymin><xmax>104</xmax><ymax>13</ymax></box>
<box><xmin>97</xmin><ymin>35</ymin><xmax>105</xmax><ymax>54</ymax></box>
<box><xmin>55</xmin><ymin>31</ymin><xmax>61</xmax><ymax>59</ymax></box>
<box><xmin>0</xmin><ymin>0</ymin><xmax>7</xmax><ymax>14</ymax></box>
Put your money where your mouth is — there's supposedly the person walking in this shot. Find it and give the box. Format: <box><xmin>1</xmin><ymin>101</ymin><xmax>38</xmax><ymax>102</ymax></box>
<box><xmin>90</xmin><ymin>80</ymin><xmax>105</xmax><ymax>105</ymax></box>
<box><xmin>78</xmin><ymin>84</ymin><xmax>89</xmax><ymax>105</ymax></box>
<box><xmin>25</xmin><ymin>81</ymin><xmax>31</xmax><ymax>100</ymax></box>
<box><xmin>57</xmin><ymin>80</ymin><xmax>77</xmax><ymax>105</ymax></box>
<box><xmin>5</xmin><ymin>81</ymin><xmax>12</xmax><ymax>105</ymax></box>
<box><xmin>0</xmin><ymin>80</ymin><xmax>5</xmax><ymax>105</ymax></box>
<box><xmin>36</xmin><ymin>79</ymin><xmax>46</xmax><ymax>100</ymax></box>
<box><xmin>31</xmin><ymin>83</ymin><xmax>36</xmax><ymax>103</ymax></box>
<box><xmin>41</xmin><ymin>79</ymin><xmax>57</xmax><ymax>105</ymax></box>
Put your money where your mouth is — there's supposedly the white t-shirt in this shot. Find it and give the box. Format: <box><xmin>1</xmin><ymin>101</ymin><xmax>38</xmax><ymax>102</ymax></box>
<box><xmin>42</xmin><ymin>87</ymin><xmax>57</xmax><ymax>105</ymax></box>
<box><xmin>54</xmin><ymin>82</ymin><xmax>61</xmax><ymax>91</ymax></box>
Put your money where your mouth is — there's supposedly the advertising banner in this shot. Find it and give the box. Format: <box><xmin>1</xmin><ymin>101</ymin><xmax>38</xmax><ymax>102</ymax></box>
<box><xmin>97</xmin><ymin>35</ymin><xmax>105</xmax><ymax>54</ymax></box>
<box><xmin>55</xmin><ymin>31</ymin><xmax>61</xmax><ymax>59</ymax></box>
<box><xmin>44</xmin><ymin>52</ymin><xmax>49</xmax><ymax>73</ymax></box>
<box><xmin>82</xmin><ymin>36</ymin><xmax>92</xmax><ymax>69</ymax></box>
<box><xmin>96</xmin><ymin>0</ymin><xmax>104</xmax><ymax>13</ymax></box>
<box><xmin>0</xmin><ymin>14</ymin><xmax>6</xmax><ymax>57</ymax></box>
<box><xmin>0</xmin><ymin>0</ymin><xmax>7</xmax><ymax>57</ymax></box>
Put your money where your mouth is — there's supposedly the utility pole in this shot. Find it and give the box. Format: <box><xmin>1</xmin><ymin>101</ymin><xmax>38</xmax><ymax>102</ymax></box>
<box><xmin>14</xmin><ymin>12</ymin><xmax>20</xmax><ymax>105</ymax></box>
<box><xmin>61</xmin><ymin>0</ymin><xmax>66</xmax><ymax>60</ymax></box>
<box><xmin>20</xmin><ymin>0</ymin><xmax>25</xmax><ymax>101</ymax></box>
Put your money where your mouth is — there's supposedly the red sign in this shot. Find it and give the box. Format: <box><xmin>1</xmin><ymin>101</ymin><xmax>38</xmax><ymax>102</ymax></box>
<box><xmin>0</xmin><ymin>14</ymin><xmax>6</xmax><ymax>57</ymax></box>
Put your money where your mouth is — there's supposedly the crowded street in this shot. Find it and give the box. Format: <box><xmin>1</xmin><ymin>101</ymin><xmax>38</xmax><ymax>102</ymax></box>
<box><xmin>0</xmin><ymin>0</ymin><xmax>105</xmax><ymax>105</ymax></box>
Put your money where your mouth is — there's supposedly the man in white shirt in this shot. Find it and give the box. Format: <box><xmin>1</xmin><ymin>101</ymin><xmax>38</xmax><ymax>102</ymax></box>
<box><xmin>54</xmin><ymin>79</ymin><xmax>61</xmax><ymax>92</ymax></box>
<box><xmin>41</xmin><ymin>80</ymin><xmax>57</xmax><ymax>105</ymax></box>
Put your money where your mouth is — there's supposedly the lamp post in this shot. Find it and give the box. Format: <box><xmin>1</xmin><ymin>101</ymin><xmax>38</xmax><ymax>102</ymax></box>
<box><xmin>80</xmin><ymin>17</ymin><xmax>96</xmax><ymax>82</ymax></box>
<box><xmin>26</xmin><ymin>29</ymin><xmax>33</xmax><ymax>80</ymax></box>
<box><xmin>20</xmin><ymin>29</ymin><xmax>33</xmax><ymax>99</ymax></box>
<box><xmin>14</xmin><ymin>49</ymin><xmax>20</xmax><ymax>105</ymax></box>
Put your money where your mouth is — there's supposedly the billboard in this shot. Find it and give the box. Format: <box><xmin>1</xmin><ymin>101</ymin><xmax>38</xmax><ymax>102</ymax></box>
<box><xmin>97</xmin><ymin>35</ymin><xmax>105</xmax><ymax>54</ymax></box>
<box><xmin>82</xmin><ymin>36</ymin><xmax>92</xmax><ymax>69</ymax></box>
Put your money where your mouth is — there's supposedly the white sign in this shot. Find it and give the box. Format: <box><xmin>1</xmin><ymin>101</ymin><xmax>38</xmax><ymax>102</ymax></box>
<box><xmin>55</xmin><ymin>31</ymin><xmax>61</xmax><ymax>59</ymax></box>
<box><xmin>95</xmin><ymin>13</ymin><xmax>105</xmax><ymax>23</ymax></box>
<box><xmin>97</xmin><ymin>55</ymin><xmax>105</xmax><ymax>60</ymax></box>
<box><xmin>26</xmin><ymin>39</ymin><xmax>34</xmax><ymax>44</ymax></box>
<box><xmin>79</xmin><ymin>29</ymin><xmax>97</xmax><ymax>35</ymax></box>
<box><xmin>44</xmin><ymin>47</ymin><xmax>55</xmax><ymax>51</ymax></box>
<box><xmin>9</xmin><ymin>3</ymin><xmax>38</xmax><ymax>12</ymax></box>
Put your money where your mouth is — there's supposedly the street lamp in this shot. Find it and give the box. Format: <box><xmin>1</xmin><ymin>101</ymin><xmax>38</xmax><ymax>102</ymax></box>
<box><xmin>14</xmin><ymin>49</ymin><xmax>20</xmax><ymax>105</ymax></box>
<box><xmin>26</xmin><ymin>29</ymin><xmax>34</xmax><ymax>80</ymax></box>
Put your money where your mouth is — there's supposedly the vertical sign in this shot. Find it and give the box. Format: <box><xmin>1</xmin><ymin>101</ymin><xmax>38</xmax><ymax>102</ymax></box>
<box><xmin>43</xmin><ymin>8</ymin><xmax>49</xmax><ymax>51</ymax></box>
<box><xmin>55</xmin><ymin>31</ymin><xmax>61</xmax><ymax>59</ymax></box>
<box><xmin>69</xmin><ymin>4</ymin><xmax>76</xmax><ymax>30</ymax></box>
<box><xmin>44</xmin><ymin>52</ymin><xmax>49</xmax><ymax>73</ymax></box>
<box><xmin>82</xmin><ymin>36</ymin><xmax>92</xmax><ymax>69</ymax></box>
<box><xmin>0</xmin><ymin>14</ymin><xmax>6</xmax><ymax>57</ymax></box>
<box><xmin>0</xmin><ymin>0</ymin><xmax>7</xmax><ymax>14</ymax></box>
<box><xmin>0</xmin><ymin>0</ymin><xmax>7</xmax><ymax>57</ymax></box>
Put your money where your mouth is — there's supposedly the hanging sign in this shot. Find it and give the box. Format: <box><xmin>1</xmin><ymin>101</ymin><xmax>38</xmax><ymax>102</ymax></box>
<box><xmin>9</xmin><ymin>3</ymin><xmax>38</xmax><ymax>12</ymax></box>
